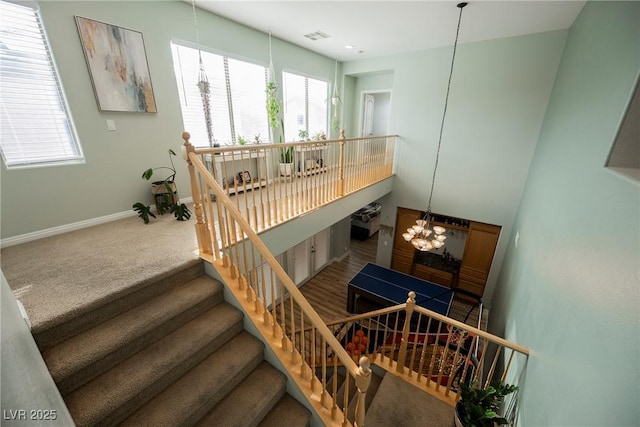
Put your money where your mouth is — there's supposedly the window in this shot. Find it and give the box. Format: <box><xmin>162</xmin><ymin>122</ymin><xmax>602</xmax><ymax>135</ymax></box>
<box><xmin>283</xmin><ymin>71</ymin><xmax>329</xmax><ymax>141</ymax></box>
<box><xmin>171</xmin><ymin>42</ymin><xmax>270</xmax><ymax>147</ymax></box>
<box><xmin>0</xmin><ymin>0</ymin><xmax>83</xmax><ymax>168</ymax></box>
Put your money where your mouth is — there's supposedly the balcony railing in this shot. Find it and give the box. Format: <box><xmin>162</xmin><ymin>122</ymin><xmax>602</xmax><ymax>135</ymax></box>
<box><xmin>318</xmin><ymin>294</ymin><xmax>529</xmax><ymax>415</ymax></box>
<box><xmin>185</xmin><ymin>131</ymin><xmax>396</xmax><ymax>235</ymax></box>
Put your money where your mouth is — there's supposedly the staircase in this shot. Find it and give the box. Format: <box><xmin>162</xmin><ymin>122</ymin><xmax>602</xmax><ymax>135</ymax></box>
<box><xmin>35</xmin><ymin>261</ymin><xmax>311</xmax><ymax>427</ymax></box>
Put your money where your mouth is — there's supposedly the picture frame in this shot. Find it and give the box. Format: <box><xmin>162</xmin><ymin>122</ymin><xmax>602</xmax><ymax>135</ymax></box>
<box><xmin>75</xmin><ymin>16</ymin><xmax>157</xmax><ymax>113</ymax></box>
<box><xmin>238</xmin><ymin>171</ymin><xmax>252</xmax><ymax>183</ymax></box>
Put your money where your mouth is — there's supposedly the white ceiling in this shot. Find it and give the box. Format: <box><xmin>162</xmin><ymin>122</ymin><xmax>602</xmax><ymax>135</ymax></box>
<box><xmin>192</xmin><ymin>1</ymin><xmax>585</xmax><ymax>61</ymax></box>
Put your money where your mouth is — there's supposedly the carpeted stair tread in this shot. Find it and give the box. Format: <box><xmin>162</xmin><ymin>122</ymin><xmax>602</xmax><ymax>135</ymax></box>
<box><xmin>365</xmin><ymin>373</ymin><xmax>454</xmax><ymax>427</ymax></box>
<box><xmin>258</xmin><ymin>394</ymin><xmax>312</xmax><ymax>427</ymax></box>
<box><xmin>34</xmin><ymin>261</ymin><xmax>205</xmax><ymax>350</ymax></box>
<box><xmin>64</xmin><ymin>302</ymin><xmax>243</xmax><ymax>427</ymax></box>
<box><xmin>121</xmin><ymin>332</ymin><xmax>265</xmax><ymax>427</ymax></box>
<box><xmin>44</xmin><ymin>275</ymin><xmax>223</xmax><ymax>395</ymax></box>
<box><xmin>194</xmin><ymin>361</ymin><xmax>286</xmax><ymax>427</ymax></box>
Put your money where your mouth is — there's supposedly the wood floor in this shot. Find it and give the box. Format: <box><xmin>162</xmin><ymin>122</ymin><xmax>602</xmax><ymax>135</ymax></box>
<box><xmin>298</xmin><ymin>233</ymin><xmax>379</xmax><ymax>324</ymax></box>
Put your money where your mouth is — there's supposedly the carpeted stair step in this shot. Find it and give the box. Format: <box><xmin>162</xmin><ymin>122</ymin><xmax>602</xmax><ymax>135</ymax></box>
<box><xmin>121</xmin><ymin>332</ymin><xmax>265</xmax><ymax>427</ymax></box>
<box><xmin>34</xmin><ymin>261</ymin><xmax>205</xmax><ymax>350</ymax></box>
<box><xmin>258</xmin><ymin>394</ymin><xmax>312</xmax><ymax>427</ymax></box>
<box><xmin>365</xmin><ymin>373</ymin><xmax>455</xmax><ymax>427</ymax></box>
<box><xmin>64</xmin><ymin>302</ymin><xmax>244</xmax><ymax>427</ymax></box>
<box><xmin>43</xmin><ymin>275</ymin><xmax>224</xmax><ymax>396</ymax></box>
<box><xmin>193</xmin><ymin>361</ymin><xmax>286</xmax><ymax>427</ymax></box>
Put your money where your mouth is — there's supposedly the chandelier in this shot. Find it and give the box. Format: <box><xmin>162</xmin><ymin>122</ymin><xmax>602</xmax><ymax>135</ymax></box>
<box><xmin>403</xmin><ymin>2</ymin><xmax>467</xmax><ymax>252</ymax></box>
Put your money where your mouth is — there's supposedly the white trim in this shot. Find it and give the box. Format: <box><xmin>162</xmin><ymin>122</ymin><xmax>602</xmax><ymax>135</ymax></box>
<box><xmin>0</xmin><ymin>197</ymin><xmax>194</xmax><ymax>248</ymax></box>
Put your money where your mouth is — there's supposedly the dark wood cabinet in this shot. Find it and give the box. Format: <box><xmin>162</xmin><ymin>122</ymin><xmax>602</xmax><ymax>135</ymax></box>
<box><xmin>391</xmin><ymin>207</ymin><xmax>420</xmax><ymax>274</ymax></box>
<box><xmin>391</xmin><ymin>207</ymin><xmax>501</xmax><ymax>298</ymax></box>
<box><xmin>458</xmin><ymin>221</ymin><xmax>501</xmax><ymax>297</ymax></box>
<box><xmin>413</xmin><ymin>263</ymin><xmax>453</xmax><ymax>287</ymax></box>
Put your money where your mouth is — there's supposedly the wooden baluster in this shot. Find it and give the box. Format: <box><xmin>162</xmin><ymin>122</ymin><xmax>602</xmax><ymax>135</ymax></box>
<box><xmin>396</xmin><ymin>291</ymin><xmax>416</xmax><ymax>374</ymax></box>
<box><xmin>484</xmin><ymin>345</ymin><xmax>503</xmax><ymax>389</ymax></box>
<box><xmin>182</xmin><ymin>132</ymin><xmax>212</xmax><ymax>256</ymax></box>
<box><xmin>444</xmin><ymin>328</ymin><xmax>467</xmax><ymax>397</ymax></box>
<box><xmin>417</xmin><ymin>316</ymin><xmax>433</xmax><ymax>383</ymax></box>
<box><xmin>270</xmin><ymin>274</ymin><xmax>277</xmax><ymax>335</ymax></box>
<box><xmin>331</xmin><ymin>356</ymin><xmax>338</xmax><ymax>419</ymax></box>
<box><xmin>426</xmin><ymin>320</ymin><xmax>443</xmax><ymax>386</ymax></box>
<box><xmin>389</xmin><ymin>311</ymin><xmax>400</xmax><ymax>368</ymax></box>
<box><xmin>354</xmin><ymin>356</ymin><xmax>372</xmax><ymax>427</ymax></box>
<box><xmin>280</xmin><ymin>281</ymin><xmax>287</xmax><ymax>351</ymax></box>
<box><xmin>501</xmin><ymin>348</ymin><xmax>516</xmax><ymax>382</ymax></box>
<box><xmin>408</xmin><ymin>312</ymin><xmax>423</xmax><ymax>378</ymax></box>
<box><xmin>310</xmin><ymin>328</ymin><xmax>317</xmax><ymax>393</ymax></box>
<box><xmin>300</xmin><ymin>307</ymin><xmax>306</xmax><ymax>377</ymax></box>
<box><xmin>290</xmin><ymin>295</ymin><xmax>296</xmax><ymax>364</ymax></box>
<box><xmin>337</xmin><ymin>130</ymin><xmax>345</xmax><ymax>197</ymax></box>
<box><xmin>321</xmin><ymin>337</ymin><xmax>327</xmax><ymax>408</ymax></box>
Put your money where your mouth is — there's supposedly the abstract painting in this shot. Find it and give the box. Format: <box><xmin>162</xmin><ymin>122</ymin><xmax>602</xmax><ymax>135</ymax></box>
<box><xmin>75</xmin><ymin>16</ymin><xmax>157</xmax><ymax>113</ymax></box>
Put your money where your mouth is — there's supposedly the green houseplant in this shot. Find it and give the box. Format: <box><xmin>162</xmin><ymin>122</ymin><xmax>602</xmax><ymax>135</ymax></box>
<box><xmin>133</xmin><ymin>149</ymin><xmax>191</xmax><ymax>223</ymax></box>
<box><xmin>455</xmin><ymin>380</ymin><xmax>518</xmax><ymax>427</ymax></box>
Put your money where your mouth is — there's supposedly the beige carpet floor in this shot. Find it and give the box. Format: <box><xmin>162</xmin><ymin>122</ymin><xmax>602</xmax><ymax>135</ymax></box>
<box><xmin>1</xmin><ymin>211</ymin><xmax>200</xmax><ymax>334</ymax></box>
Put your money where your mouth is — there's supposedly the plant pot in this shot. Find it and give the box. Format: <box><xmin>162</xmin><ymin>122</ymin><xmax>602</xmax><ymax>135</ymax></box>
<box><xmin>150</xmin><ymin>180</ymin><xmax>178</xmax><ymax>213</ymax></box>
<box><xmin>150</xmin><ymin>180</ymin><xmax>177</xmax><ymax>195</ymax></box>
<box><xmin>279</xmin><ymin>162</ymin><xmax>293</xmax><ymax>177</ymax></box>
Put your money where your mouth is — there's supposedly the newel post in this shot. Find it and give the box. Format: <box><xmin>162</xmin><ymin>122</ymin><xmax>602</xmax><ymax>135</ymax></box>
<box><xmin>337</xmin><ymin>129</ymin><xmax>346</xmax><ymax>197</ymax></box>
<box><xmin>396</xmin><ymin>291</ymin><xmax>416</xmax><ymax>374</ymax></box>
<box><xmin>354</xmin><ymin>356</ymin><xmax>372</xmax><ymax>427</ymax></box>
<box><xmin>182</xmin><ymin>132</ymin><xmax>212</xmax><ymax>256</ymax></box>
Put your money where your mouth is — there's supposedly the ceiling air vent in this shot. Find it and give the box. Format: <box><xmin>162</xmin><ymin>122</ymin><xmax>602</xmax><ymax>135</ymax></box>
<box><xmin>304</xmin><ymin>31</ymin><xmax>331</xmax><ymax>41</ymax></box>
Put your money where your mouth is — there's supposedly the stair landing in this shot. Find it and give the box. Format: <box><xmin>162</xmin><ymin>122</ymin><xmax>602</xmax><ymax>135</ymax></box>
<box><xmin>366</xmin><ymin>373</ymin><xmax>454</xmax><ymax>427</ymax></box>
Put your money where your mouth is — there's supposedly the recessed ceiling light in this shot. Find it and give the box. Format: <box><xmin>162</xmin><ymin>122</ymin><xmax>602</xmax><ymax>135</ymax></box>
<box><xmin>345</xmin><ymin>45</ymin><xmax>354</xmax><ymax>49</ymax></box>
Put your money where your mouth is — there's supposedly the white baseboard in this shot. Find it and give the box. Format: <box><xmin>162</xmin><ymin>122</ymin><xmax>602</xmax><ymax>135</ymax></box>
<box><xmin>1</xmin><ymin>197</ymin><xmax>194</xmax><ymax>249</ymax></box>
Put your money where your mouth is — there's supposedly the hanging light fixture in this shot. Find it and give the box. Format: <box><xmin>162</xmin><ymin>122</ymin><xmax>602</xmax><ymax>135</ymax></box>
<box><xmin>403</xmin><ymin>2</ymin><xmax>467</xmax><ymax>252</ymax></box>
<box><xmin>192</xmin><ymin>0</ymin><xmax>215</xmax><ymax>148</ymax></box>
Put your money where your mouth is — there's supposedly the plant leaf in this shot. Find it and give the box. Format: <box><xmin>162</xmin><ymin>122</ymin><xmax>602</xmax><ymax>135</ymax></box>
<box><xmin>132</xmin><ymin>202</ymin><xmax>155</xmax><ymax>224</ymax></box>
<box><xmin>142</xmin><ymin>168</ymin><xmax>153</xmax><ymax>180</ymax></box>
<box><xmin>172</xmin><ymin>203</ymin><xmax>192</xmax><ymax>221</ymax></box>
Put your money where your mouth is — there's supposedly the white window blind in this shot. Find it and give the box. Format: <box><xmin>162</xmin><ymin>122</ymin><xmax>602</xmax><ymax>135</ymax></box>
<box><xmin>283</xmin><ymin>71</ymin><xmax>328</xmax><ymax>141</ymax></box>
<box><xmin>171</xmin><ymin>42</ymin><xmax>270</xmax><ymax>147</ymax></box>
<box><xmin>0</xmin><ymin>0</ymin><xmax>83</xmax><ymax>168</ymax></box>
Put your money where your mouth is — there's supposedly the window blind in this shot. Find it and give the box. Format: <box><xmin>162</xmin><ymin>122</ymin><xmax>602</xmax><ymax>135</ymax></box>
<box><xmin>0</xmin><ymin>0</ymin><xmax>83</xmax><ymax>168</ymax></box>
<box><xmin>283</xmin><ymin>71</ymin><xmax>328</xmax><ymax>141</ymax></box>
<box><xmin>171</xmin><ymin>42</ymin><xmax>270</xmax><ymax>147</ymax></box>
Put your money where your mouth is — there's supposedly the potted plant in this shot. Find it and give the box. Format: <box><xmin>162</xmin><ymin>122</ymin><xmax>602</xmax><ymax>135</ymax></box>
<box><xmin>454</xmin><ymin>380</ymin><xmax>518</xmax><ymax>427</ymax></box>
<box><xmin>279</xmin><ymin>142</ymin><xmax>294</xmax><ymax>177</ymax></box>
<box><xmin>265</xmin><ymin>81</ymin><xmax>280</xmax><ymax>132</ymax></box>
<box><xmin>132</xmin><ymin>149</ymin><xmax>191</xmax><ymax>223</ymax></box>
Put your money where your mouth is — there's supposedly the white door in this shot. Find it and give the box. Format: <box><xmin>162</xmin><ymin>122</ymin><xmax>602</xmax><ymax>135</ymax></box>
<box><xmin>287</xmin><ymin>228</ymin><xmax>331</xmax><ymax>288</ymax></box>
<box><xmin>291</xmin><ymin>240</ymin><xmax>311</xmax><ymax>286</ymax></box>
<box><xmin>311</xmin><ymin>228</ymin><xmax>330</xmax><ymax>275</ymax></box>
<box><xmin>361</xmin><ymin>94</ymin><xmax>375</xmax><ymax>137</ymax></box>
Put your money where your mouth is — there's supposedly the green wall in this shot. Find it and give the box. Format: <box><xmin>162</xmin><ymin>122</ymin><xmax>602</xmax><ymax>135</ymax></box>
<box><xmin>490</xmin><ymin>2</ymin><xmax>640</xmax><ymax>425</ymax></box>
<box><xmin>0</xmin><ymin>1</ymin><xmax>336</xmax><ymax>240</ymax></box>
<box><xmin>343</xmin><ymin>29</ymin><xmax>568</xmax><ymax>304</ymax></box>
